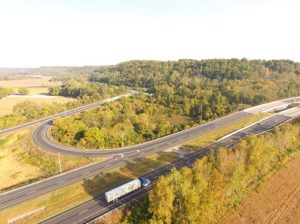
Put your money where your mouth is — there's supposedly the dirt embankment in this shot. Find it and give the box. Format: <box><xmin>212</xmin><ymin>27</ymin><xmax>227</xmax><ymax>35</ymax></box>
<box><xmin>223</xmin><ymin>154</ymin><xmax>300</xmax><ymax>224</ymax></box>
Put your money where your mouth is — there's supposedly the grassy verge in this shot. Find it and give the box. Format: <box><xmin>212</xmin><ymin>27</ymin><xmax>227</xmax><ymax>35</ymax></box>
<box><xmin>0</xmin><ymin>112</ymin><xmax>269</xmax><ymax>223</ymax></box>
<box><xmin>0</xmin><ymin>128</ymin><xmax>103</xmax><ymax>192</ymax></box>
<box><xmin>187</xmin><ymin>112</ymin><xmax>270</xmax><ymax>149</ymax></box>
<box><xmin>0</xmin><ymin>151</ymin><xmax>178</xmax><ymax>224</ymax></box>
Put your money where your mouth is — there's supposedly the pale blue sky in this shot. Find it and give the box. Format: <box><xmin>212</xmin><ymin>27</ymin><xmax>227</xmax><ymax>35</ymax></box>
<box><xmin>0</xmin><ymin>0</ymin><xmax>299</xmax><ymax>67</ymax></box>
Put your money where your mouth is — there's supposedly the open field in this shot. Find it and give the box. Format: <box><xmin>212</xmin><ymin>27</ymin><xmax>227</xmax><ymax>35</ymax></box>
<box><xmin>0</xmin><ymin>76</ymin><xmax>60</xmax><ymax>88</ymax></box>
<box><xmin>0</xmin><ymin>128</ymin><xmax>102</xmax><ymax>192</ymax></box>
<box><xmin>0</xmin><ymin>80</ymin><xmax>74</xmax><ymax>116</ymax></box>
<box><xmin>21</xmin><ymin>87</ymin><xmax>49</xmax><ymax>95</ymax></box>
<box><xmin>0</xmin><ymin>95</ymin><xmax>75</xmax><ymax>116</ymax></box>
<box><xmin>223</xmin><ymin>153</ymin><xmax>300</xmax><ymax>224</ymax></box>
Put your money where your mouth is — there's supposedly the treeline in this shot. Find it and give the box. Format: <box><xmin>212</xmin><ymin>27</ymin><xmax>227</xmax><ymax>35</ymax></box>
<box><xmin>124</xmin><ymin>120</ymin><xmax>300</xmax><ymax>224</ymax></box>
<box><xmin>90</xmin><ymin>59</ymin><xmax>300</xmax><ymax>85</ymax></box>
<box><xmin>0</xmin><ymin>66</ymin><xmax>98</xmax><ymax>77</ymax></box>
<box><xmin>51</xmin><ymin>95</ymin><xmax>190</xmax><ymax>149</ymax></box>
<box><xmin>0</xmin><ymin>101</ymin><xmax>79</xmax><ymax>129</ymax></box>
<box><xmin>0</xmin><ymin>81</ymin><xmax>128</xmax><ymax>130</ymax></box>
<box><xmin>49</xmin><ymin>79</ymin><xmax>128</xmax><ymax>102</ymax></box>
<box><xmin>51</xmin><ymin>59</ymin><xmax>300</xmax><ymax>149</ymax></box>
<box><xmin>90</xmin><ymin>59</ymin><xmax>300</xmax><ymax>117</ymax></box>
<box><xmin>0</xmin><ymin>87</ymin><xmax>14</xmax><ymax>99</ymax></box>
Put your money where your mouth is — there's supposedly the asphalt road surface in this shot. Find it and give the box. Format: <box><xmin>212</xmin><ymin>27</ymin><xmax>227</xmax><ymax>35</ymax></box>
<box><xmin>40</xmin><ymin>110</ymin><xmax>299</xmax><ymax>224</ymax></box>
<box><xmin>0</xmin><ymin>99</ymin><xmax>299</xmax><ymax>211</ymax></box>
<box><xmin>0</xmin><ymin>110</ymin><xmax>251</xmax><ymax>211</ymax></box>
<box><xmin>32</xmin><ymin>96</ymin><xmax>300</xmax><ymax>158</ymax></box>
<box><xmin>33</xmin><ymin>111</ymin><xmax>252</xmax><ymax>157</ymax></box>
<box><xmin>0</xmin><ymin>94</ymin><xmax>130</xmax><ymax>136</ymax></box>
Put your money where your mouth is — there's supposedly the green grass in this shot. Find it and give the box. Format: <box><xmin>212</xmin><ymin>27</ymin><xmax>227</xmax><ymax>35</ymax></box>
<box><xmin>0</xmin><ymin>128</ymin><xmax>103</xmax><ymax>192</ymax></box>
<box><xmin>0</xmin><ymin>151</ymin><xmax>178</xmax><ymax>224</ymax></box>
<box><xmin>0</xmin><ymin>112</ymin><xmax>270</xmax><ymax>223</ymax></box>
<box><xmin>187</xmin><ymin>112</ymin><xmax>270</xmax><ymax>149</ymax></box>
<box><xmin>0</xmin><ymin>139</ymin><xmax>8</xmax><ymax>146</ymax></box>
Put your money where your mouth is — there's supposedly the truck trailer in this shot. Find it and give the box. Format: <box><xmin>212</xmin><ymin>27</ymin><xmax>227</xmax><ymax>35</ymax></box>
<box><xmin>104</xmin><ymin>177</ymin><xmax>151</xmax><ymax>203</ymax></box>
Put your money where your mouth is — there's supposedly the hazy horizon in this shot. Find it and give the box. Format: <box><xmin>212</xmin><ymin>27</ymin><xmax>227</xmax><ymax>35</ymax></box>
<box><xmin>0</xmin><ymin>57</ymin><xmax>300</xmax><ymax>69</ymax></box>
<box><xmin>0</xmin><ymin>0</ymin><xmax>299</xmax><ymax>67</ymax></box>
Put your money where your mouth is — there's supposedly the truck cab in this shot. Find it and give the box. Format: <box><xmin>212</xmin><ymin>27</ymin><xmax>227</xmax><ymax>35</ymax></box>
<box><xmin>139</xmin><ymin>177</ymin><xmax>151</xmax><ymax>187</ymax></box>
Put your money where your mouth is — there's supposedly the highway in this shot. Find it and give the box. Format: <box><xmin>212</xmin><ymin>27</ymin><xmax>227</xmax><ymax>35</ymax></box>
<box><xmin>40</xmin><ymin>107</ymin><xmax>300</xmax><ymax>224</ymax></box>
<box><xmin>0</xmin><ymin>111</ymin><xmax>252</xmax><ymax>210</ymax></box>
<box><xmin>0</xmin><ymin>94</ymin><xmax>131</xmax><ymax>136</ymax></box>
<box><xmin>32</xmin><ymin>96</ymin><xmax>300</xmax><ymax>157</ymax></box>
<box><xmin>0</xmin><ymin>97</ymin><xmax>299</xmax><ymax>213</ymax></box>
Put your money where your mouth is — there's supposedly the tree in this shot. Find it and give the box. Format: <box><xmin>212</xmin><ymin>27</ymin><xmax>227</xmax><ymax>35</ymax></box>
<box><xmin>48</xmin><ymin>86</ymin><xmax>61</xmax><ymax>96</ymax></box>
<box><xmin>18</xmin><ymin>87</ymin><xmax>29</xmax><ymax>95</ymax></box>
<box><xmin>149</xmin><ymin>175</ymin><xmax>175</xmax><ymax>224</ymax></box>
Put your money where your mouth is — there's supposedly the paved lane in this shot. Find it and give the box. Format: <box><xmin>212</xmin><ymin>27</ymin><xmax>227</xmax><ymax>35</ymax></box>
<box><xmin>41</xmin><ymin>111</ymin><xmax>299</xmax><ymax>224</ymax></box>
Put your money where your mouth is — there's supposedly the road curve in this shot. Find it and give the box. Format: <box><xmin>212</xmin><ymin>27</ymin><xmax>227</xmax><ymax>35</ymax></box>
<box><xmin>33</xmin><ymin>96</ymin><xmax>300</xmax><ymax>157</ymax></box>
<box><xmin>0</xmin><ymin>94</ymin><xmax>131</xmax><ymax>136</ymax></box>
<box><xmin>40</xmin><ymin>107</ymin><xmax>300</xmax><ymax>224</ymax></box>
<box><xmin>0</xmin><ymin>98</ymin><xmax>299</xmax><ymax>212</ymax></box>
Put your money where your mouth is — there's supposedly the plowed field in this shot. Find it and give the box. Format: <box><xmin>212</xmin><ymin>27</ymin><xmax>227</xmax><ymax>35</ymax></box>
<box><xmin>223</xmin><ymin>155</ymin><xmax>300</xmax><ymax>224</ymax></box>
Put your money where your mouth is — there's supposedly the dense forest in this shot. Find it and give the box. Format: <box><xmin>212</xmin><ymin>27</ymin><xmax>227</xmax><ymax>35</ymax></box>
<box><xmin>49</xmin><ymin>78</ymin><xmax>127</xmax><ymax>102</ymax></box>
<box><xmin>123</xmin><ymin>120</ymin><xmax>300</xmax><ymax>224</ymax></box>
<box><xmin>51</xmin><ymin>59</ymin><xmax>300</xmax><ymax>149</ymax></box>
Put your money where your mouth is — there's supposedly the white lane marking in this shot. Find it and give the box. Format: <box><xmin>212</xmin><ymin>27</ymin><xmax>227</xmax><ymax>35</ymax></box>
<box><xmin>72</xmin><ymin>186</ymin><xmax>151</xmax><ymax>224</ymax></box>
<box><xmin>78</xmin><ymin>209</ymin><xmax>89</xmax><ymax>215</ymax></box>
<box><xmin>57</xmin><ymin>180</ymin><xmax>65</xmax><ymax>184</ymax></box>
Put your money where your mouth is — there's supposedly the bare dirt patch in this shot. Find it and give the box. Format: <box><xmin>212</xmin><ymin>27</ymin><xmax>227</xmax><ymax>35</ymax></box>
<box><xmin>223</xmin><ymin>154</ymin><xmax>300</xmax><ymax>224</ymax></box>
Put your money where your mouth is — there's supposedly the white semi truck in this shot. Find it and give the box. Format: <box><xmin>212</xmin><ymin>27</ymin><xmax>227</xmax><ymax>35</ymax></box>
<box><xmin>105</xmin><ymin>177</ymin><xmax>151</xmax><ymax>203</ymax></box>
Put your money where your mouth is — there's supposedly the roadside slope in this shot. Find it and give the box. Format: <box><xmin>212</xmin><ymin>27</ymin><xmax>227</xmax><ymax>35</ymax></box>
<box><xmin>223</xmin><ymin>154</ymin><xmax>300</xmax><ymax>224</ymax></box>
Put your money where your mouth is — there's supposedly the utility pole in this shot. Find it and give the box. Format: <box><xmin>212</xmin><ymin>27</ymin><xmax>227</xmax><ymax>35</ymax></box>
<box><xmin>57</xmin><ymin>153</ymin><xmax>62</xmax><ymax>174</ymax></box>
<box><xmin>199</xmin><ymin>104</ymin><xmax>203</xmax><ymax>124</ymax></box>
<box><xmin>121</xmin><ymin>131</ymin><xmax>124</xmax><ymax>148</ymax></box>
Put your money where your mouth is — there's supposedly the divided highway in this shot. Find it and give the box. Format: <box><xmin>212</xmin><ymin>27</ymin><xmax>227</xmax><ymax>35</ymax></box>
<box><xmin>32</xmin><ymin>96</ymin><xmax>300</xmax><ymax>157</ymax></box>
<box><xmin>0</xmin><ymin>96</ymin><xmax>299</xmax><ymax>215</ymax></box>
<box><xmin>41</xmin><ymin>106</ymin><xmax>300</xmax><ymax>224</ymax></box>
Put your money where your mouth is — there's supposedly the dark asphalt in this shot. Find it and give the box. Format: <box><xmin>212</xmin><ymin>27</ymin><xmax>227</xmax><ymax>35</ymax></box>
<box><xmin>0</xmin><ymin>111</ymin><xmax>251</xmax><ymax>211</ymax></box>
<box><xmin>33</xmin><ymin>111</ymin><xmax>252</xmax><ymax>157</ymax></box>
<box><xmin>40</xmin><ymin>113</ymin><xmax>295</xmax><ymax>224</ymax></box>
<box><xmin>1</xmin><ymin>97</ymin><xmax>299</xmax><ymax>212</ymax></box>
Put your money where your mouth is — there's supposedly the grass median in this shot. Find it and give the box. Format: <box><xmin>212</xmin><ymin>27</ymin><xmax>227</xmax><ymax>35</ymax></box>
<box><xmin>0</xmin><ymin>112</ymin><xmax>270</xmax><ymax>223</ymax></box>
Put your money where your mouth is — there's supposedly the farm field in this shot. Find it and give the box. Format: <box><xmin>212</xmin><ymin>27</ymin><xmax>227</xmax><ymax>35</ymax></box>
<box><xmin>0</xmin><ymin>95</ymin><xmax>75</xmax><ymax>116</ymax></box>
<box><xmin>0</xmin><ymin>76</ymin><xmax>60</xmax><ymax>87</ymax></box>
<box><xmin>223</xmin><ymin>153</ymin><xmax>300</xmax><ymax>224</ymax></box>
<box><xmin>0</xmin><ymin>86</ymin><xmax>75</xmax><ymax>116</ymax></box>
